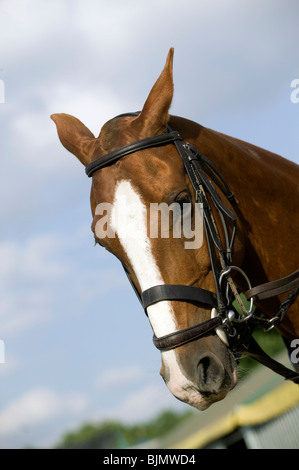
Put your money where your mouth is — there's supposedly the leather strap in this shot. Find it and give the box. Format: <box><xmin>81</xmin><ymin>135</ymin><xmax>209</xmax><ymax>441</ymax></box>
<box><xmin>153</xmin><ymin>317</ymin><xmax>222</xmax><ymax>352</ymax></box>
<box><xmin>85</xmin><ymin>131</ymin><xmax>182</xmax><ymax>177</ymax></box>
<box><xmin>236</xmin><ymin>336</ymin><xmax>299</xmax><ymax>384</ymax></box>
<box><xmin>141</xmin><ymin>284</ymin><xmax>217</xmax><ymax>310</ymax></box>
<box><xmin>245</xmin><ymin>269</ymin><xmax>299</xmax><ymax>300</ymax></box>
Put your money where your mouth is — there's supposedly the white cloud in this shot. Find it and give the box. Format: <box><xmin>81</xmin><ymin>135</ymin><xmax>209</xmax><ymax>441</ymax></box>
<box><xmin>0</xmin><ymin>0</ymin><xmax>65</xmax><ymax>65</ymax></box>
<box><xmin>0</xmin><ymin>233</ymin><xmax>69</xmax><ymax>337</ymax></box>
<box><xmin>0</xmin><ymin>303</ymin><xmax>49</xmax><ymax>338</ymax></box>
<box><xmin>96</xmin><ymin>365</ymin><xmax>145</xmax><ymax>389</ymax></box>
<box><xmin>74</xmin><ymin>0</ymin><xmax>146</xmax><ymax>51</ymax></box>
<box><xmin>0</xmin><ymin>387</ymin><xmax>88</xmax><ymax>437</ymax></box>
<box><xmin>0</xmin><ymin>234</ymin><xmax>69</xmax><ymax>290</ymax></box>
<box><xmin>0</xmin><ymin>355</ymin><xmax>19</xmax><ymax>377</ymax></box>
<box><xmin>0</xmin><ymin>230</ymin><xmax>126</xmax><ymax>338</ymax></box>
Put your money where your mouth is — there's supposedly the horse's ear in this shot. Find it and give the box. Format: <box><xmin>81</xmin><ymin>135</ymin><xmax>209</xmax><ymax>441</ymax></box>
<box><xmin>133</xmin><ymin>48</ymin><xmax>174</xmax><ymax>136</ymax></box>
<box><xmin>51</xmin><ymin>113</ymin><xmax>96</xmax><ymax>166</ymax></box>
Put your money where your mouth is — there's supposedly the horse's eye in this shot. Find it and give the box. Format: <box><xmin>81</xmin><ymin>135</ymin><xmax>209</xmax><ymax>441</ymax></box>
<box><xmin>175</xmin><ymin>192</ymin><xmax>191</xmax><ymax>207</ymax></box>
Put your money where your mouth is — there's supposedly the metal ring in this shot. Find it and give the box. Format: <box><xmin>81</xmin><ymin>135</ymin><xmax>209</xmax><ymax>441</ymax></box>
<box><xmin>219</xmin><ymin>265</ymin><xmax>254</xmax><ymax>323</ymax></box>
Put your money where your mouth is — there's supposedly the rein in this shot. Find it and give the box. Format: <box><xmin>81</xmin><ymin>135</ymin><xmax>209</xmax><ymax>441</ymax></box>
<box><xmin>86</xmin><ymin>113</ymin><xmax>299</xmax><ymax>384</ymax></box>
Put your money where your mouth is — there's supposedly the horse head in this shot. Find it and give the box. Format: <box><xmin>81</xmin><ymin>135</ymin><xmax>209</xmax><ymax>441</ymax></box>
<box><xmin>51</xmin><ymin>49</ymin><xmax>245</xmax><ymax>410</ymax></box>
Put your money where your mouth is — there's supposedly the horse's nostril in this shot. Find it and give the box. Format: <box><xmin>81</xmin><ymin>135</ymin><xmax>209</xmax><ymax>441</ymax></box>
<box><xmin>198</xmin><ymin>356</ymin><xmax>210</xmax><ymax>384</ymax></box>
<box><xmin>197</xmin><ymin>353</ymin><xmax>225</xmax><ymax>393</ymax></box>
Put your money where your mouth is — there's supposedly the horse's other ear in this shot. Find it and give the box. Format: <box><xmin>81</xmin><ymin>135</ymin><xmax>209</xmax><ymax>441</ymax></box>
<box><xmin>133</xmin><ymin>47</ymin><xmax>174</xmax><ymax>136</ymax></box>
<box><xmin>51</xmin><ymin>113</ymin><xmax>96</xmax><ymax>166</ymax></box>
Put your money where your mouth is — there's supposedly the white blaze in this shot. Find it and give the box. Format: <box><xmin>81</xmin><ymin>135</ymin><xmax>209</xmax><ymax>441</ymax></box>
<box><xmin>109</xmin><ymin>180</ymin><xmax>177</xmax><ymax>337</ymax></box>
<box><xmin>103</xmin><ymin>180</ymin><xmax>208</xmax><ymax>409</ymax></box>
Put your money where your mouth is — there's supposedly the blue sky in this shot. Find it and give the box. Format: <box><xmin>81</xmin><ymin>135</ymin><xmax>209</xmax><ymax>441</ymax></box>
<box><xmin>0</xmin><ymin>0</ymin><xmax>298</xmax><ymax>448</ymax></box>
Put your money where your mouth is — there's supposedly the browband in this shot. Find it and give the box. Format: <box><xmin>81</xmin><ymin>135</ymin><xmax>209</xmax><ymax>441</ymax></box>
<box><xmin>85</xmin><ymin>131</ymin><xmax>182</xmax><ymax>177</ymax></box>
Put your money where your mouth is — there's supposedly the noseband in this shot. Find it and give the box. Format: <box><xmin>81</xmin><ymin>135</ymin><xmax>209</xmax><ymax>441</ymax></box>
<box><xmin>86</xmin><ymin>112</ymin><xmax>299</xmax><ymax>384</ymax></box>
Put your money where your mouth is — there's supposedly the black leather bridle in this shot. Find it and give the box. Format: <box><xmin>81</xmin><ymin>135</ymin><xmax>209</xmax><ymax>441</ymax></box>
<box><xmin>86</xmin><ymin>112</ymin><xmax>299</xmax><ymax>384</ymax></box>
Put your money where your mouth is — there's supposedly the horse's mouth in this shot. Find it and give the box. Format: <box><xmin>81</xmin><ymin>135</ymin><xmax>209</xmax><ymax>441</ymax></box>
<box><xmin>167</xmin><ymin>360</ymin><xmax>238</xmax><ymax>411</ymax></box>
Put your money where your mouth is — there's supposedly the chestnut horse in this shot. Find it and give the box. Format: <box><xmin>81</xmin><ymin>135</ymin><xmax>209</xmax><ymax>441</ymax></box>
<box><xmin>51</xmin><ymin>49</ymin><xmax>299</xmax><ymax>410</ymax></box>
